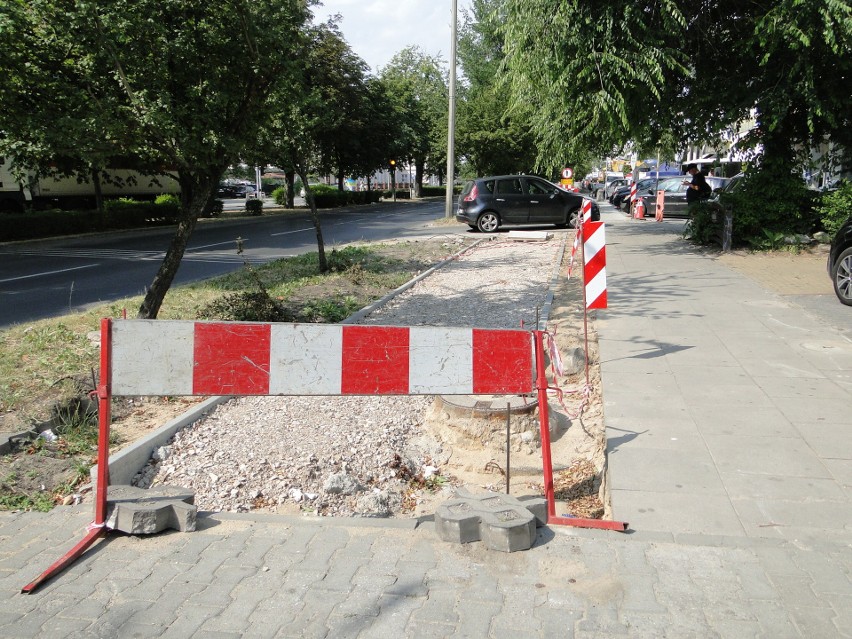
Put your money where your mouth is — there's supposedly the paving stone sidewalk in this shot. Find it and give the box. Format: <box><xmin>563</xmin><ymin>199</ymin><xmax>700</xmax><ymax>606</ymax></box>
<box><xmin>2</xmin><ymin>507</ymin><xmax>851</xmax><ymax>638</ymax></box>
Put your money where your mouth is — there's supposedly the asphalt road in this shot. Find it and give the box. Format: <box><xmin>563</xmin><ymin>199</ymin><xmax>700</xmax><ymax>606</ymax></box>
<box><xmin>0</xmin><ymin>199</ymin><xmax>462</xmax><ymax>328</ymax></box>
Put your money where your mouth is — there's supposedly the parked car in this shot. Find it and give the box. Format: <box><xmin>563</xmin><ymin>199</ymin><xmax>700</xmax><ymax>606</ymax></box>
<box><xmin>456</xmin><ymin>175</ymin><xmax>600</xmax><ymax>233</ymax></box>
<box><xmin>590</xmin><ymin>172</ymin><xmax>624</xmax><ymax>198</ymax></box>
<box><xmin>604</xmin><ymin>178</ymin><xmax>628</xmax><ymax>200</ymax></box>
<box><xmin>828</xmin><ymin>216</ymin><xmax>852</xmax><ymax>306</ymax></box>
<box><xmin>633</xmin><ymin>175</ymin><xmax>730</xmax><ymax>218</ymax></box>
<box><xmin>611</xmin><ymin>178</ymin><xmax>656</xmax><ymax>210</ymax></box>
<box><xmin>217</xmin><ymin>183</ymin><xmax>240</xmax><ymax>198</ymax></box>
<box><xmin>235</xmin><ymin>184</ymin><xmax>258</xmax><ymax>199</ymax></box>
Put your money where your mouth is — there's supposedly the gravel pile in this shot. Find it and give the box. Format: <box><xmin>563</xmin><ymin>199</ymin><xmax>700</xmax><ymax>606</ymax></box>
<box><xmin>134</xmin><ymin>236</ymin><xmax>565</xmax><ymax>517</ymax></box>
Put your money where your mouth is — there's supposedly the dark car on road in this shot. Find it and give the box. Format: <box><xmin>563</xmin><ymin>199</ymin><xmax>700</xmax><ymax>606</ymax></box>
<box><xmin>829</xmin><ymin>216</ymin><xmax>852</xmax><ymax>306</ymax></box>
<box><xmin>456</xmin><ymin>175</ymin><xmax>599</xmax><ymax>233</ymax></box>
<box><xmin>633</xmin><ymin>175</ymin><xmax>730</xmax><ymax>218</ymax></box>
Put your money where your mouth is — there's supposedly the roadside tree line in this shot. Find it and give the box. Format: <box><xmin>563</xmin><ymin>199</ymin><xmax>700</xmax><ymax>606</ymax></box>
<box><xmin>2</xmin><ymin>0</ymin><xmax>850</xmax><ymax>319</ymax></box>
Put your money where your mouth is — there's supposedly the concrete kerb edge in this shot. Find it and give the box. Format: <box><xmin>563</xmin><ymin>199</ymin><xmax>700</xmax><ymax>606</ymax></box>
<box><xmin>537</xmin><ymin>233</ymin><xmax>568</xmax><ymax>331</ymax></box>
<box><xmin>91</xmin><ymin>236</ymin><xmax>489</xmax><ymax>492</ymax></box>
<box><xmin>90</xmin><ymin>395</ymin><xmax>231</xmax><ymax>486</ymax></box>
<box><xmin>341</xmin><ymin>236</ymin><xmax>490</xmax><ymax>325</ymax></box>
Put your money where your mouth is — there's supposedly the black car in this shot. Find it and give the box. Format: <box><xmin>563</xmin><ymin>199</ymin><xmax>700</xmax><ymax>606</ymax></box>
<box><xmin>828</xmin><ymin>216</ymin><xmax>852</xmax><ymax>306</ymax></box>
<box><xmin>456</xmin><ymin>175</ymin><xmax>599</xmax><ymax>233</ymax></box>
<box><xmin>611</xmin><ymin>178</ymin><xmax>657</xmax><ymax>210</ymax></box>
<box><xmin>633</xmin><ymin>175</ymin><xmax>731</xmax><ymax>218</ymax></box>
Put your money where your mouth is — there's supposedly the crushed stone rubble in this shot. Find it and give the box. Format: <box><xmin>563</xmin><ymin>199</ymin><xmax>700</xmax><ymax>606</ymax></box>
<box><xmin>134</xmin><ymin>237</ymin><xmax>565</xmax><ymax>517</ymax></box>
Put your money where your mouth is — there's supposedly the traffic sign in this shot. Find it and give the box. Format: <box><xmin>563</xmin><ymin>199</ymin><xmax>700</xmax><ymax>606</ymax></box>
<box><xmin>561</xmin><ymin>167</ymin><xmax>574</xmax><ymax>179</ymax></box>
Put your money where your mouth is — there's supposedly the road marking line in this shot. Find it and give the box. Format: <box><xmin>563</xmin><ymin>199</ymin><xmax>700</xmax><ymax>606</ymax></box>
<box><xmin>0</xmin><ymin>263</ymin><xmax>100</xmax><ymax>283</ymax></box>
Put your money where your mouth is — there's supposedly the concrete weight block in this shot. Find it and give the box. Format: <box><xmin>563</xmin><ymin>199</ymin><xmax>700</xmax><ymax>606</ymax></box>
<box><xmin>104</xmin><ymin>484</ymin><xmax>197</xmax><ymax>534</ymax></box>
<box><xmin>434</xmin><ymin>488</ymin><xmax>544</xmax><ymax>553</ymax></box>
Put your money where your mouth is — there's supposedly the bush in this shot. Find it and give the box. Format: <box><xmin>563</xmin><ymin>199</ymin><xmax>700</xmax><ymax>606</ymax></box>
<box><xmin>420</xmin><ymin>186</ymin><xmax>447</xmax><ymax>197</ymax></box>
<box><xmin>817</xmin><ymin>182</ymin><xmax>852</xmax><ymax>238</ymax></box>
<box><xmin>245</xmin><ymin>199</ymin><xmax>263</xmax><ymax>215</ymax></box>
<box><xmin>104</xmin><ymin>198</ymin><xmax>180</xmax><ymax>227</ymax></box>
<box><xmin>683</xmin><ymin>202</ymin><xmax>722</xmax><ymax>246</ymax></box>
<box><xmin>272</xmin><ymin>187</ymin><xmax>289</xmax><ymax>206</ymax></box>
<box><xmin>0</xmin><ymin>209</ymin><xmax>100</xmax><ymax>242</ymax></box>
<box><xmin>715</xmin><ymin>164</ymin><xmax>820</xmax><ymax>247</ymax></box>
<box><xmin>203</xmin><ymin>198</ymin><xmax>223</xmax><ymax>218</ymax></box>
<box><xmin>154</xmin><ymin>193</ymin><xmax>180</xmax><ymax>207</ymax></box>
<box><xmin>382</xmin><ymin>190</ymin><xmax>411</xmax><ymax>200</ymax></box>
<box><xmin>196</xmin><ymin>291</ymin><xmax>291</xmax><ymax>322</ymax></box>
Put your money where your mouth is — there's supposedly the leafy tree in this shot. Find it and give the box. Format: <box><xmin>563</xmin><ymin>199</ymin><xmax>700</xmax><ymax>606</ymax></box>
<box><xmin>380</xmin><ymin>47</ymin><xmax>448</xmax><ymax>196</ymax></box>
<box><xmin>456</xmin><ymin>0</ymin><xmax>537</xmax><ymax>176</ymax></box>
<box><xmin>0</xmin><ymin>0</ymin><xmax>309</xmax><ymax>318</ymax></box>
<box><xmin>500</xmin><ymin>0</ymin><xmax>688</xmax><ymax>171</ymax></box>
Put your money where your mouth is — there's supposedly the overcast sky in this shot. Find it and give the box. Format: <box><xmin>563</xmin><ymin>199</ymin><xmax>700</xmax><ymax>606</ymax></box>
<box><xmin>313</xmin><ymin>0</ymin><xmax>471</xmax><ymax>74</ymax></box>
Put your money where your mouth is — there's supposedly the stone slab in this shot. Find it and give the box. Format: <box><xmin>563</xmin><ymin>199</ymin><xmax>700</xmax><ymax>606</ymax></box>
<box><xmin>105</xmin><ymin>484</ymin><xmax>197</xmax><ymax>534</ymax></box>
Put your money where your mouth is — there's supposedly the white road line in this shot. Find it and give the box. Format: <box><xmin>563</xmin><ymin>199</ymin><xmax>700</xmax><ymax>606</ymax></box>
<box><xmin>269</xmin><ymin>226</ymin><xmax>314</xmax><ymax>237</ymax></box>
<box><xmin>0</xmin><ymin>263</ymin><xmax>100</xmax><ymax>283</ymax></box>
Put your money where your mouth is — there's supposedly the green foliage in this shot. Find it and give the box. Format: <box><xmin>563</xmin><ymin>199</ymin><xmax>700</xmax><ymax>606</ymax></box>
<box><xmin>196</xmin><ymin>291</ymin><xmax>291</xmax><ymax>322</ymax></box>
<box><xmin>245</xmin><ymin>199</ymin><xmax>264</xmax><ymax>216</ymax></box>
<box><xmin>307</xmin><ymin>185</ymin><xmax>382</xmax><ymax>208</ymax></box>
<box><xmin>0</xmin><ymin>0</ymin><xmax>311</xmax><ymax>317</ymax></box>
<box><xmin>719</xmin><ymin>163</ymin><xmax>820</xmax><ymax>246</ymax></box>
<box><xmin>272</xmin><ymin>187</ymin><xmax>288</xmax><ymax>206</ymax></box>
<box><xmin>817</xmin><ymin>183</ymin><xmax>852</xmax><ymax>238</ymax></box>
<box><xmin>202</xmin><ymin>198</ymin><xmax>223</xmax><ymax>218</ymax></box>
<box><xmin>419</xmin><ymin>186</ymin><xmax>448</xmax><ymax>197</ymax></box>
<box><xmin>749</xmin><ymin>229</ymin><xmax>789</xmax><ymax>251</ymax></box>
<box><xmin>154</xmin><ymin>194</ymin><xmax>181</xmax><ymax>208</ymax></box>
<box><xmin>0</xmin><ymin>198</ymin><xmax>190</xmax><ymax>242</ymax></box>
<box><xmin>683</xmin><ymin>202</ymin><xmax>723</xmax><ymax>246</ymax></box>
<box><xmin>382</xmin><ymin>190</ymin><xmax>411</xmax><ymax>200</ymax></box>
<box><xmin>301</xmin><ymin>296</ymin><xmax>361</xmax><ymax>323</ymax></box>
<box><xmin>500</xmin><ymin>0</ymin><xmax>688</xmax><ymax>169</ymax></box>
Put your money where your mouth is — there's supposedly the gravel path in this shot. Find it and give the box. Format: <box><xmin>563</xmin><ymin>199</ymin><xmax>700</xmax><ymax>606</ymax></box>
<box><xmin>135</xmin><ymin>236</ymin><xmax>566</xmax><ymax>517</ymax></box>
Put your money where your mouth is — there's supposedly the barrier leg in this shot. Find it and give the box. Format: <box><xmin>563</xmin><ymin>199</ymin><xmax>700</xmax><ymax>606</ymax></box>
<box><xmin>533</xmin><ymin>330</ymin><xmax>628</xmax><ymax>532</ymax></box>
<box><xmin>21</xmin><ymin>318</ymin><xmax>114</xmax><ymax>593</ymax></box>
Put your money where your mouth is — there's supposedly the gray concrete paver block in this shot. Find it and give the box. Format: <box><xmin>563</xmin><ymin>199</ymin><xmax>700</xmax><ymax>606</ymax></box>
<box><xmin>434</xmin><ymin>490</ymin><xmax>542</xmax><ymax>552</ymax></box>
<box><xmin>104</xmin><ymin>484</ymin><xmax>196</xmax><ymax>534</ymax></box>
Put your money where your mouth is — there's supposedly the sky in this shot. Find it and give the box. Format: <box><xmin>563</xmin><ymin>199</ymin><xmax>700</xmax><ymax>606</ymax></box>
<box><xmin>312</xmin><ymin>0</ymin><xmax>471</xmax><ymax>74</ymax></box>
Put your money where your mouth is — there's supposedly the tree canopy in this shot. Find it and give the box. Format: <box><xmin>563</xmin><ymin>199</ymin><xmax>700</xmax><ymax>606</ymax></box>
<box><xmin>0</xmin><ymin>0</ymin><xmax>310</xmax><ymax>317</ymax></box>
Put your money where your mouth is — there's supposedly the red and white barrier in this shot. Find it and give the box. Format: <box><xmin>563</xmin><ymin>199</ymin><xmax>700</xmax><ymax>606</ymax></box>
<box><xmin>629</xmin><ymin>182</ymin><xmax>637</xmax><ymax>205</ymax></box>
<box><xmin>583</xmin><ymin>221</ymin><xmax>607</xmax><ymax>309</ymax></box>
<box><xmin>23</xmin><ymin>309</ymin><xmax>627</xmax><ymax>592</ymax></box>
<box><xmin>581</xmin><ymin>198</ymin><xmax>592</xmax><ymax>224</ymax></box>
<box><xmin>112</xmin><ymin>322</ymin><xmax>534</xmax><ymax>397</ymax></box>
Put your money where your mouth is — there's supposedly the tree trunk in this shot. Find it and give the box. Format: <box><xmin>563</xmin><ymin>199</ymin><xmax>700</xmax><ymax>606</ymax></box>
<box><xmin>91</xmin><ymin>167</ymin><xmax>105</xmax><ymax>217</ymax></box>
<box><xmin>285</xmin><ymin>170</ymin><xmax>295</xmax><ymax>208</ymax></box>
<box><xmin>415</xmin><ymin>159</ymin><xmax>425</xmax><ymax>198</ymax></box>
<box><xmin>137</xmin><ymin>171</ymin><xmax>217</xmax><ymax>319</ymax></box>
<box><xmin>336</xmin><ymin>170</ymin><xmax>344</xmax><ymax>191</ymax></box>
<box><xmin>296</xmin><ymin>166</ymin><xmax>328</xmax><ymax>273</ymax></box>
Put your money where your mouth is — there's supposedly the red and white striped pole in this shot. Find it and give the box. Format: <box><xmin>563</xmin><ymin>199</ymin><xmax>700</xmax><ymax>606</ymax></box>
<box><xmin>581</xmin><ymin>198</ymin><xmax>592</xmax><ymax>224</ymax></box>
<box><xmin>583</xmin><ymin>221</ymin><xmax>607</xmax><ymax>309</ymax></box>
<box><xmin>568</xmin><ymin>198</ymin><xmax>593</xmax><ymax>278</ymax></box>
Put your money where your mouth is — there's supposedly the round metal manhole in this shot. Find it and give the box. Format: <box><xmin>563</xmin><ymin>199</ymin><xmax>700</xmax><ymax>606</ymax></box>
<box><xmin>436</xmin><ymin>394</ymin><xmax>538</xmax><ymax>418</ymax></box>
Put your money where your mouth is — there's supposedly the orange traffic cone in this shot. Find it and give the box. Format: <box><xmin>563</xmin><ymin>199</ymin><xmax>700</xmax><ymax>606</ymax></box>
<box><xmin>633</xmin><ymin>198</ymin><xmax>645</xmax><ymax>220</ymax></box>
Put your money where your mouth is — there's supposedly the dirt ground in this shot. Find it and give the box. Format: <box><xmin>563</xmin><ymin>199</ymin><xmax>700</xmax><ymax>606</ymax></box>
<box><xmin>102</xmin><ymin>237</ymin><xmax>609</xmax><ymax>520</ymax></box>
<box><xmin>717</xmin><ymin>244</ymin><xmax>832</xmax><ymax>296</ymax></box>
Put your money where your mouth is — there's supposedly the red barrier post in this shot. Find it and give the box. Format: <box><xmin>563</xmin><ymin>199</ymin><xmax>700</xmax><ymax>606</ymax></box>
<box><xmin>533</xmin><ymin>331</ymin><xmax>628</xmax><ymax>532</ymax></box>
<box><xmin>21</xmin><ymin>319</ymin><xmax>114</xmax><ymax>593</ymax></box>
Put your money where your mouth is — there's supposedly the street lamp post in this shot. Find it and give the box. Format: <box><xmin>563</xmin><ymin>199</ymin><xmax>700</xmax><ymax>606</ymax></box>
<box><xmin>444</xmin><ymin>0</ymin><xmax>457</xmax><ymax>219</ymax></box>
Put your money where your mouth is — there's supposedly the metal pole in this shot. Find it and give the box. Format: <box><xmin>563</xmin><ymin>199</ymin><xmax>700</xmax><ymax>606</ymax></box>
<box><xmin>444</xmin><ymin>0</ymin><xmax>457</xmax><ymax>218</ymax></box>
<box><xmin>506</xmin><ymin>402</ymin><xmax>511</xmax><ymax>494</ymax></box>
